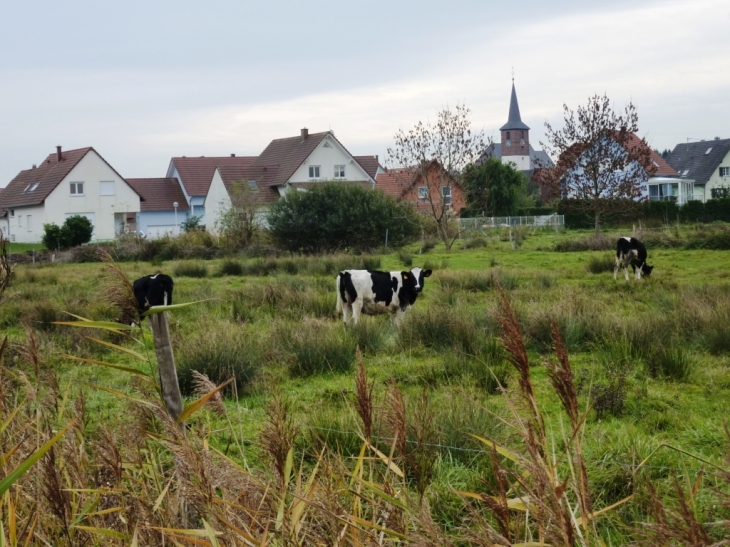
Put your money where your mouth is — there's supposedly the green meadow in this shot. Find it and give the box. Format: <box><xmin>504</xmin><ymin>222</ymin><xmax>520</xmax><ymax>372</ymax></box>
<box><xmin>2</xmin><ymin>226</ymin><xmax>729</xmax><ymax>545</ymax></box>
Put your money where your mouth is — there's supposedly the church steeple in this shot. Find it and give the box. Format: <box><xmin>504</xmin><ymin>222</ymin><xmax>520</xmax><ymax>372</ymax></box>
<box><xmin>500</xmin><ymin>81</ymin><xmax>530</xmax><ymax>158</ymax></box>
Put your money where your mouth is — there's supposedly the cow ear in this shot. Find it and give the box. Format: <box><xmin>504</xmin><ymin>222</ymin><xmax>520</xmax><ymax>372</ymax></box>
<box><xmin>423</xmin><ymin>270</ymin><xmax>432</xmax><ymax>277</ymax></box>
<box><xmin>402</xmin><ymin>273</ymin><xmax>409</xmax><ymax>280</ymax></box>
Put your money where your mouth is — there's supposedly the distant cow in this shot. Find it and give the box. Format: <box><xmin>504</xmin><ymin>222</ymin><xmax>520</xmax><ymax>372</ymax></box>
<box><xmin>133</xmin><ymin>273</ymin><xmax>174</xmax><ymax>318</ymax></box>
<box><xmin>614</xmin><ymin>237</ymin><xmax>653</xmax><ymax>281</ymax></box>
<box><xmin>336</xmin><ymin>267</ymin><xmax>432</xmax><ymax>325</ymax></box>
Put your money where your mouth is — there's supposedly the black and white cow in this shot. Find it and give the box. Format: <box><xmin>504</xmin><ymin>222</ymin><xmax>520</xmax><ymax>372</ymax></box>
<box><xmin>614</xmin><ymin>237</ymin><xmax>653</xmax><ymax>281</ymax></box>
<box><xmin>133</xmin><ymin>273</ymin><xmax>174</xmax><ymax>318</ymax></box>
<box><xmin>336</xmin><ymin>267</ymin><xmax>432</xmax><ymax>325</ymax></box>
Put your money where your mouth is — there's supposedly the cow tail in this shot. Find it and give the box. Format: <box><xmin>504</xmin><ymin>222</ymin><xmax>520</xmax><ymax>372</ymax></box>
<box><xmin>336</xmin><ymin>273</ymin><xmax>343</xmax><ymax>313</ymax></box>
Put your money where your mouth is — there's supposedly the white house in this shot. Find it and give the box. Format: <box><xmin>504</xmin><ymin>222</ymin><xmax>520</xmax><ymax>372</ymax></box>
<box><xmin>125</xmin><ymin>177</ymin><xmax>190</xmax><ymax>238</ymax></box>
<box><xmin>203</xmin><ymin>129</ymin><xmax>382</xmax><ymax>231</ymax></box>
<box><xmin>0</xmin><ymin>146</ymin><xmax>141</xmax><ymax>244</ymax></box>
<box><xmin>666</xmin><ymin>137</ymin><xmax>730</xmax><ymax>202</ymax></box>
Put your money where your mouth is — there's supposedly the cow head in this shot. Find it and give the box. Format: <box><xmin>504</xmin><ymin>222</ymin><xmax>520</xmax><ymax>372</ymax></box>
<box><xmin>405</xmin><ymin>267</ymin><xmax>432</xmax><ymax>294</ymax></box>
<box><xmin>641</xmin><ymin>263</ymin><xmax>654</xmax><ymax>277</ymax></box>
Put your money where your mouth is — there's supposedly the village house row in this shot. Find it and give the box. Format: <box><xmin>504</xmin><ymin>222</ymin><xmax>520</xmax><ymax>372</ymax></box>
<box><xmin>1</xmin><ymin>84</ymin><xmax>728</xmax><ymax>243</ymax></box>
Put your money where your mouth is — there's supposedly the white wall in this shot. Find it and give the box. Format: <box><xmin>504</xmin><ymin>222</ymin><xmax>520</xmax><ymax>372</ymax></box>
<box><xmin>501</xmin><ymin>155</ymin><xmax>531</xmax><ymax>171</ymax></box>
<box><xmin>4</xmin><ymin>204</ymin><xmax>45</xmax><ymax>243</ymax></box>
<box><xmin>704</xmin><ymin>149</ymin><xmax>730</xmax><ymax>200</ymax></box>
<box><xmin>204</xmin><ymin>169</ymin><xmax>232</xmax><ymax>234</ymax></box>
<box><xmin>43</xmin><ymin>150</ymin><xmax>141</xmax><ymax>242</ymax></box>
<box><xmin>289</xmin><ymin>134</ymin><xmax>373</xmax><ymax>184</ymax></box>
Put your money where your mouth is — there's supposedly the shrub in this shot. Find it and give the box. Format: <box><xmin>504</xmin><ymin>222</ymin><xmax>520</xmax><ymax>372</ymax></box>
<box><xmin>268</xmin><ymin>184</ymin><xmax>419</xmax><ymax>253</ymax></box>
<box><xmin>585</xmin><ymin>253</ymin><xmax>616</xmax><ymax>274</ymax></box>
<box><xmin>645</xmin><ymin>346</ymin><xmax>696</xmax><ymax>382</ymax></box>
<box><xmin>42</xmin><ymin>215</ymin><xmax>94</xmax><ymax>251</ymax></box>
<box><xmin>71</xmin><ymin>245</ymin><xmax>103</xmax><ymax>263</ymax></box>
<box><xmin>462</xmin><ymin>236</ymin><xmax>488</xmax><ymax>249</ymax></box>
<box><xmin>176</xmin><ymin>324</ymin><xmax>262</xmax><ymax>395</ymax></box>
<box><xmin>173</xmin><ymin>261</ymin><xmax>208</xmax><ymax>278</ymax></box>
<box><xmin>419</xmin><ymin>239</ymin><xmax>438</xmax><ymax>254</ymax></box>
<box><xmin>399</xmin><ymin>307</ymin><xmax>482</xmax><ymax>356</ymax></box>
<box><xmin>217</xmin><ymin>259</ymin><xmax>244</xmax><ymax>276</ymax></box>
<box><xmin>275</xmin><ymin>320</ymin><xmax>357</xmax><ymax>377</ymax></box>
<box><xmin>398</xmin><ymin>250</ymin><xmax>413</xmax><ymax>267</ymax></box>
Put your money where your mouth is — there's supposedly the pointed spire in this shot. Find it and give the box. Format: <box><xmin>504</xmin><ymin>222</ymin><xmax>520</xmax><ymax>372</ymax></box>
<box><xmin>500</xmin><ymin>82</ymin><xmax>530</xmax><ymax>131</ymax></box>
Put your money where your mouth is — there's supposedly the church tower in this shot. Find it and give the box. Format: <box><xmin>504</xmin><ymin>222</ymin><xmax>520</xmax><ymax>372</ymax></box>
<box><xmin>500</xmin><ymin>81</ymin><xmax>531</xmax><ymax>171</ymax></box>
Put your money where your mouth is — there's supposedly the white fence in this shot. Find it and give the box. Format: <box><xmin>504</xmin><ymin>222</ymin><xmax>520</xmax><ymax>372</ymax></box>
<box><xmin>459</xmin><ymin>214</ymin><xmax>565</xmax><ymax>233</ymax></box>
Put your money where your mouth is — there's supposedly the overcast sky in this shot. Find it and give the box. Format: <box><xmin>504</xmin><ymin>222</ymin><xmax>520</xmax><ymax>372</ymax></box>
<box><xmin>1</xmin><ymin>0</ymin><xmax>729</xmax><ymax>185</ymax></box>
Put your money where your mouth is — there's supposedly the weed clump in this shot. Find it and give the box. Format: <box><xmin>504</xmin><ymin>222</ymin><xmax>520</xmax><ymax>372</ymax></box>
<box><xmin>173</xmin><ymin>261</ymin><xmax>208</xmax><ymax>278</ymax></box>
<box><xmin>586</xmin><ymin>252</ymin><xmax>616</xmax><ymax>274</ymax></box>
<box><xmin>275</xmin><ymin>319</ymin><xmax>357</xmax><ymax>377</ymax></box>
<box><xmin>217</xmin><ymin>259</ymin><xmax>244</xmax><ymax>276</ymax></box>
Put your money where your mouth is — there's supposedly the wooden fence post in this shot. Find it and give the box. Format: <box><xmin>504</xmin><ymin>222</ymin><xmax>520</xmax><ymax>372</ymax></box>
<box><xmin>149</xmin><ymin>312</ymin><xmax>184</xmax><ymax>425</ymax></box>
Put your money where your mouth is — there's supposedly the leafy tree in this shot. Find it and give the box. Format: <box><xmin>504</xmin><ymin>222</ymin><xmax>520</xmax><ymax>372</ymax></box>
<box><xmin>541</xmin><ymin>94</ymin><xmax>656</xmax><ymax>234</ymax></box>
<box><xmin>181</xmin><ymin>215</ymin><xmax>203</xmax><ymax>232</ymax></box>
<box><xmin>387</xmin><ymin>104</ymin><xmax>485</xmax><ymax>250</ymax></box>
<box><xmin>462</xmin><ymin>158</ymin><xmax>532</xmax><ymax>217</ymax></box>
<box><xmin>267</xmin><ymin>183</ymin><xmax>419</xmax><ymax>254</ymax></box>
<box><xmin>215</xmin><ymin>181</ymin><xmax>262</xmax><ymax>249</ymax></box>
<box><xmin>42</xmin><ymin>215</ymin><xmax>93</xmax><ymax>250</ymax></box>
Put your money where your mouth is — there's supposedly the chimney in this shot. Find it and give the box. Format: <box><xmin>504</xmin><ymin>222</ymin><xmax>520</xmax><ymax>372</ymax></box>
<box><xmin>230</xmin><ymin>153</ymin><xmax>236</xmax><ymax>157</ymax></box>
<box><xmin>301</xmin><ymin>127</ymin><xmax>308</xmax><ymax>141</ymax></box>
<box><xmin>32</xmin><ymin>164</ymin><xmax>36</xmax><ymax>169</ymax></box>
<box><xmin>56</xmin><ymin>145</ymin><xmax>62</xmax><ymax>163</ymax></box>
<box><xmin>715</xmin><ymin>136</ymin><xmax>721</xmax><ymax>140</ymax></box>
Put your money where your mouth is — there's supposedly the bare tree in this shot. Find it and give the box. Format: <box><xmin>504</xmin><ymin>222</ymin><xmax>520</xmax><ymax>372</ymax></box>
<box><xmin>387</xmin><ymin>104</ymin><xmax>486</xmax><ymax>250</ymax></box>
<box><xmin>215</xmin><ymin>181</ymin><xmax>262</xmax><ymax>249</ymax></box>
<box><xmin>540</xmin><ymin>94</ymin><xmax>656</xmax><ymax>234</ymax></box>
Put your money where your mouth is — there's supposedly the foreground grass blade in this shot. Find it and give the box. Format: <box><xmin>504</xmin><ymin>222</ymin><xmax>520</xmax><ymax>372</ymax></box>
<box><xmin>141</xmin><ymin>299</ymin><xmax>215</xmax><ymax>317</ymax></box>
<box><xmin>177</xmin><ymin>377</ymin><xmax>235</xmax><ymax>424</ymax></box>
<box><xmin>52</xmin><ymin>320</ymin><xmax>135</xmax><ymax>331</ymax></box>
<box><xmin>0</xmin><ymin>419</ymin><xmax>77</xmax><ymax>496</ymax></box>
<box><xmin>64</xmin><ymin>354</ymin><xmax>151</xmax><ymax>377</ymax></box>
<box><xmin>83</xmin><ymin>336</ymin><xmax>147</xmax><ymax>360</ymax></box>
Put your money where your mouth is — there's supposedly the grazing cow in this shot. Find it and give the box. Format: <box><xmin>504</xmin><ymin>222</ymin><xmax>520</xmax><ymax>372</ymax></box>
<box><xmin>133</xmin><ymin>273</ymin><xmax>174</xmax><ymax>318</ymax></box>
<box><xmin>336</xmin><ymin>267</ymin><xmax>432</xmax><ymax>325</ymax></box>
<box><xmin>614</xmin><ymin>237</ymin><xmax>653</xmax><ymax>281</ymax></box>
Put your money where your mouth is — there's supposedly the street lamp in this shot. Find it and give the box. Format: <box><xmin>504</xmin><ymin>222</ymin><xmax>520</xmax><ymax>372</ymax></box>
<box><xmin>173</xmin><ymin>202</ymin><xmax>179</xmax><ymax>234</ymax></box>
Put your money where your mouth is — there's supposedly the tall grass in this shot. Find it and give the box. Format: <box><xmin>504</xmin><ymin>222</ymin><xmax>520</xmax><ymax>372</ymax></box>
<box><xmin>273</xmin><ymin>319</ymin><xmax>357</xmax><ymax>377</ymax></box>
<box><xmin>173</xmin><ymin>260</ymin><xmax>208</xmax><ymax>277</ymax></box>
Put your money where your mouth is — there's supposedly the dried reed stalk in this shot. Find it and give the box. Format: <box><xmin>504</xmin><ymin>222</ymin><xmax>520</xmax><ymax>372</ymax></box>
<box><xmin>192</xmin><ymin>370</ymin><xmax>227</xmax><ymax>416</ymax></box>
<box><xmin>384</xmin><ymin>381</ymin><xmax>407</xmax><ymax>461</ymax></box>
<box><xmin>354</xmin><ymin>348</ymin><xmax>374</xmax><ymax>442</ymax></box>
<box><xmin>97</xmin><ymin>248</ymin><xmax>139</xmax><ymax>325</ymax></box>
<box><xmin>260</xmin><ymin>390</ymin><xmax>298</xmax><ymax>487</ymax></box>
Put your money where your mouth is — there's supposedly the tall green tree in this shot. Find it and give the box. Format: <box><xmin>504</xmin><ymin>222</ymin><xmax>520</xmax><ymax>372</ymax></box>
<box><xmin>42</xmin><ymin>215</ymin><xmax>93</xmax><ymax>250</ymax></box>
<box><xmin>462</xmin><ymin>158</ymin><xmax>531</xmax><ymax>217</ymax></box>
<box><xmin>267</xmin><ymin>183</ymin><xmax>419</xmax><ymax>254</ymax></box>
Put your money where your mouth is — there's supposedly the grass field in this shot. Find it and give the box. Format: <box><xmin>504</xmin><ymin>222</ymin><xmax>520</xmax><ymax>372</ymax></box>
<box><xmin>2</xmin><ymin>226</ymin><xmax>729</xmax><ymax>545</ymax></box>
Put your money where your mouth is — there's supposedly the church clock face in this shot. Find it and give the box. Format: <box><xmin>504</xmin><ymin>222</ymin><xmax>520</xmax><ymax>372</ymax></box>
<box><xmin>506</xmin><ymin>139</ymin><xmax>511</xmax><ymax>147</ymax></box>
<box><xmin>520</xmin><ymin>139</ymin><xmax>525</xmax><ymax>147</ymax></box>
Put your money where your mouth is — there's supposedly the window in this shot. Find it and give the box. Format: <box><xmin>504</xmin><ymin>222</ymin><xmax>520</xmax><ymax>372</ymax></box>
<box><xmin>308</xmin><ymin>166</ymin><xmax>320</xmax><ymax>179</ymax></box>
<box><xmin>27</xmin><ymin>215</ymin><xmax>32</xmax><ymax>232</ymax></box>
<box><xmin>506</xmin><ymin>131</ymin><xmax>511</xmax><ymax>140</ymax></box>
<box><xmin>418</xmin><ymin>186</ymin><xmax>428</xmax><ymax>199</ymax></box>
<box><xmin>323</xmin><ymin>142</ymin><xmax>332</xmax><ymax>148</ymax></box>
<box><xmin>682</xmin><ymin>169</ymin><xmax>689</xmax><ymax>177</ymax></box>
<box><xmin>22</xmin><ymin>184</ymin><xmax>31</xmax><ymax>193</ymax></box>
<box><xmin>9</xmin><ymin>210</ymin><xmax>14</xmax><ymax>217</ymax></box>
<box><xmin>247</xmin><ymin>180</ymin><xmax>258</xmax><ymax>191</ymax></box>
<box><xmin>520</xmin><ymin>131</ymin><xmax>524</xmax><ymax>138</ymax></box>
<box><xmin>99</xmin><ymin>181</ymin><xmax>115</xmax><ymax>196</ymax></box>
<box><xmin>17</xmin><ymin>215</ymin><xmax>22</xmax><ymax>228</ymax></box>
<box><xmin>441</xmin><ymin>185</ymin><xmax>452</xmax><ymax>205</ymax></box>
<box><xmin>30</xmin><ymin>183</ymin><xmax>39</xmax><ymax>192</ymax></box>
<box><xmin>70</xmin><ymin>182</ymin><xmax>84</xmax><ymax>195</ymax></box>
<box><xmin>705</xmin><ymin>147</ymin><xmax>713</xmax><ymax>155</ymax></box>
<box><xmin>334</xmin><ymin>165</ymin><xmax>345</xmax><ymax>178</ymax></box>
<box><xmin>720</xmin><ymin>167</ymin><xmax>730</xmax><ymax>177</ymax></box>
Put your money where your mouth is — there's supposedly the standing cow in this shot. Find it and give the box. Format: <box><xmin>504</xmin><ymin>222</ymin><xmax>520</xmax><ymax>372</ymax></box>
<box><xmin>133</xmin><ymin>273</ymin><xmax>174</xmax><ymax>319</ymax></box>
<box><xmin>614</xmin><ymin>237</ymin><xmax>653</xmax><ymax>281</ymax></box>
<box><xmin>336</xmin><ymin>267</ymin><xmax>432</xmax><ymax>325</ymax></box>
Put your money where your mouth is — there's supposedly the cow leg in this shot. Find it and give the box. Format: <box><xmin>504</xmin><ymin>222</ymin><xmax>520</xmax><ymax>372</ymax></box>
<box><xmin>614</xmin><ymin>257</ymin><xmax>620</xmax><ymax>280</ymax></box>
<box><xmin>342</xmin><ymin>302</ymin><xmax>352</xmax><ymax>325</ymax></box>
<box><xmin>351</xmin><ymin>299</ymin><xmax>363</xmax><ymax>325</ymax></box>
<box><xmin>624</xmin><ymin>263</ymin><xmax>630</xmax><ymax>282</ymax></box>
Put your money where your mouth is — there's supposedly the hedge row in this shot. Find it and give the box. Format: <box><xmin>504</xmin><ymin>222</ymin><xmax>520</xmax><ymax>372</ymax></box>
<box><xmin>557</xmin><ymin>198</ymin><xmax>730</xmax><ymax>229</ymax></box>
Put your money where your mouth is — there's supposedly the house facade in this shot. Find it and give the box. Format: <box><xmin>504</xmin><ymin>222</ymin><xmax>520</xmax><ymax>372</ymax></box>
<box><xmin>376</xmin><ymin>162</ymin><xmax>466</xmax><ymax>215</ymax></box>
<box><xmin>666</xmin><ymin>137</ymin><xmax>730</xmax><ymax>202</ymax></box>
<box><xmin>0</xmin><ymin>147</ymin><xmax>140</xmax><ymax>243</ymax></box>
<box><xmin>126</xmin><ymin>177</ymin><xmax>190</xmax><ymax>238</ymax></box>
<box><xmin>202</xmin><ymin>129</ymin><xmax>379</xmax><ymax>231</ymax></box>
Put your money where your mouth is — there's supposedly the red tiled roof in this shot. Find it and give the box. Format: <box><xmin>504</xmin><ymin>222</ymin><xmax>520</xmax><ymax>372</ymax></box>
<box><xmin>216</xmin><ymin>165</ymin><xmax>280</xmax><ymax>205</ymax></box>
<box><xmin>1</xmin><ymin>147</ymin><xmax>135</xmax><ymax>208</ymax></box>
<box><xmin>126</xmin><ymin>178</ymin><xmax>190</xmax><ymax>212</ymax></box>
<box><xmin>171</xmin><ymin>156</ymin><xmax>258</xmax><ymax>197</ymax></box>
<box><xmin>626</xmin><ymin>133</ymin><xmax>678</xmax><ymax>176</ymax></box>
<box><xmin>353</xmin><ymin>156</ymin><xmax>382</xmax><ymax>180</ymax></box>
<box><xmin>375</xmin><ymin>169</ymin><xmax>412</xmax><ymax>199</ymax></box>
<box><xmin>251</xmin><ymin>131</ymin><xmax>330</xmax><ymax>187</ymax></box>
